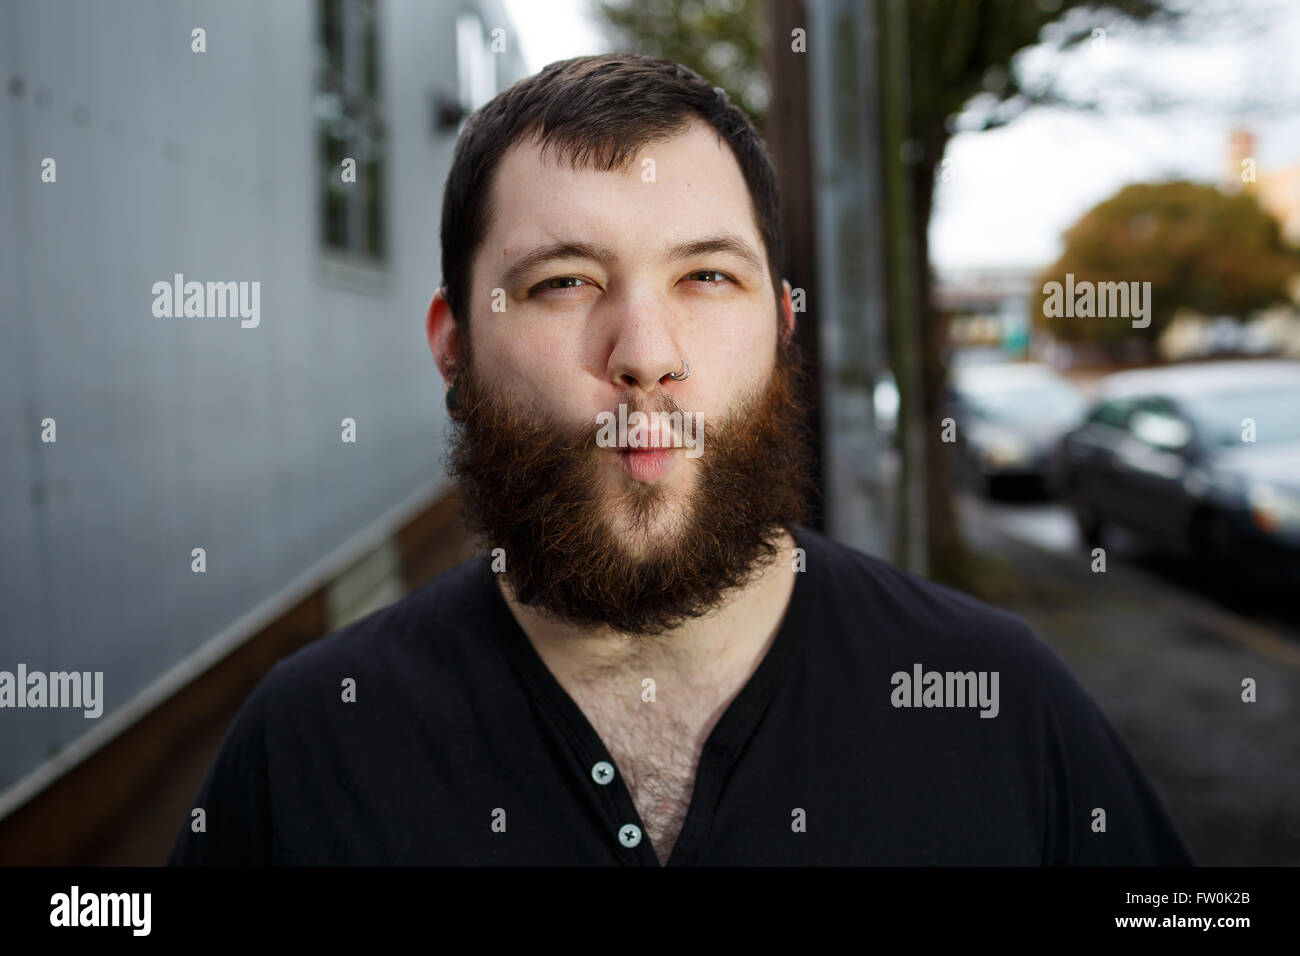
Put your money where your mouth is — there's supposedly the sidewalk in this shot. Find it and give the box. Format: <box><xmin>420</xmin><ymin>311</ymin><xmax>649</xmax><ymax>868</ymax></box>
<box><xmin>960</xmin><ymin>498</ymin><xmax>1300</xmax><ymax>866</ymax></box>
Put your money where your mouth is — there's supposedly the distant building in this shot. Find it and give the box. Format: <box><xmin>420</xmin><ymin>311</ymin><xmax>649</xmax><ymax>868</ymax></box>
<box><xmin>934</xmin><ymin>265</ymin><xmax>1037</xmax><ymax>358</ymax></box>
<box><xmin>1225</xmin><ymin>128</ymin><xmax>1300</xmax><ymax>245</ymax></box>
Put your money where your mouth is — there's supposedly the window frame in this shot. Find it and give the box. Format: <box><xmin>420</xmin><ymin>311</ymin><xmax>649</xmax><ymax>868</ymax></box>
<box><xmin>314</xmin><ymin>0</ymin><xmax>389</xmax><ymax>278</ymax></box>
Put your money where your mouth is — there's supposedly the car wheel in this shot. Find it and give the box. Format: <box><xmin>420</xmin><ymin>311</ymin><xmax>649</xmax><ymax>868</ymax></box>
<box><xmin>1191</xmin><ymin>510</ymin><xmax>1251</xmax><ymax>591</ymax></box>
<box><xmin>1194</xmin><ymin>510</ymin><xmax>1239</xmax><ymax>567</ymax></box>
<box><xmin>961</xmin><ymin>452</ymin><xmax>993</xmax><ymax>497</ymax></box>
<box><xmin>1069</xmin><ymin>484</ymin><xmax>1104</xmax><ymax>549</ymax></box>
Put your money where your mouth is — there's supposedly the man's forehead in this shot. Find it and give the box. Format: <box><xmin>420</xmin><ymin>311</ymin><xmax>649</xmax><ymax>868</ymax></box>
<box><xmin>484</xmin><ymin>120</ymin><xmax>761</xmax><ymax>254</ymax></box>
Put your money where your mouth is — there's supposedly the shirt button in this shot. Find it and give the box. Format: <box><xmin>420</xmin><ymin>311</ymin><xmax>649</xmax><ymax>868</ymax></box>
<box><xmin>618</xmin><ymin>824</ymin><xmax>643</xmax><ymax>848</ymax></box>
<box><xmin>591</xmin><ymin>760</ymin><xmax>615</xmax><ymax>785</ymax></box>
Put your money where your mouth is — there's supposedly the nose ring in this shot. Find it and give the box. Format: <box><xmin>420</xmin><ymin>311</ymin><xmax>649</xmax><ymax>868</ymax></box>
<box><xmin>667</xmin><ymin>360</ymin><xmax>690</xmax><ymax>381</ymax></box>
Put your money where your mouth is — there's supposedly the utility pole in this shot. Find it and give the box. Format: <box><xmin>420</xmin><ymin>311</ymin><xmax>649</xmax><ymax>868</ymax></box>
<box><xmin>801</xmin><ymin>0</ymin><xmax>892</xmax><ymax>558</ymax></box>
<box><xmin>876</xmin><ymin>0</ymin><xmax>928</xmax><ymax>575</ymax></box>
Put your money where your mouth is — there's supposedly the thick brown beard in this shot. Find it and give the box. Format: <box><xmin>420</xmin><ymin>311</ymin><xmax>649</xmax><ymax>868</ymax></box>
<box><xmin>446</xmin><ymin>336</ymin><xmax>817</xmax><ymax>637</ymax></box>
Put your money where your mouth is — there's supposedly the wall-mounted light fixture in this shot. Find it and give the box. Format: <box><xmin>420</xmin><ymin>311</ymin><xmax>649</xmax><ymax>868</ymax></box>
<box><xmin>432</xmin><ymin>92</ymin><xmax>467</xmax><ymax>135</ymax></box>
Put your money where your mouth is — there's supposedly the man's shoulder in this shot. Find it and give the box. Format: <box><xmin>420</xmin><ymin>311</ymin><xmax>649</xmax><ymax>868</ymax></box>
<box><xmin>793</xmin><ymin>522</ymin><xmax>1024</xmax><ymax>630</ymax></box>
<box><xmin>257</xmin><ymin>554</ymin><xmax>494</xmax><ymax>705</ymax></box>
<box><xmin>791</xmin><ymin>523</ymin><xmax>1055</xmax><ymax>670</ymax></box>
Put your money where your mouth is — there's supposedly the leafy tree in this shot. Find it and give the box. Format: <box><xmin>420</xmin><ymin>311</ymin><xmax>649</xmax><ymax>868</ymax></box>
<box><xmin>1036</xmin><ymin>181</ymin><xmax>1300</xmax><ymax>348</ymax></box>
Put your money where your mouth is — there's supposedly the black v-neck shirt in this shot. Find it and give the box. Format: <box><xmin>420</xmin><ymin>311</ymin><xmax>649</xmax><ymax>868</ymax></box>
<box><xmin>167</xmin><ymin>524</ymin><xmax>1195</xmax><ymax>866</ymax></box>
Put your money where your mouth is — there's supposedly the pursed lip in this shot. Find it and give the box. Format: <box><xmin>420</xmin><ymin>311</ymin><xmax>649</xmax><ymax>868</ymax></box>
<box><xmin>624</xmin><ymin>418</ymin><xmax>680</xmax><ymax>450</ymax></box>
<box><xmin>618</xmin><ymin>447</ymin><xmax>679</xmax><ymax>482</ymax></box>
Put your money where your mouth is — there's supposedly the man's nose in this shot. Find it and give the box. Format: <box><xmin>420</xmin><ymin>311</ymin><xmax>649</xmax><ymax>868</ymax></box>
<box><xmin>604</xmin><ymin>289</ymin><xmax>687</xmax><ymax>393</ymax></box>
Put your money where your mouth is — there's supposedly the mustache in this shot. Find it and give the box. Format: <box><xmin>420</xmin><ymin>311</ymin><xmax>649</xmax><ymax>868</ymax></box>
<box><xmin>465</xmin><ymin>385</ymin><xmax>698</xmax><ymax>456</ymax></box>
<box><xmin>575</xmin><ymin>391</ymin><xmax>694</xmax><ymax>451</ymax></box>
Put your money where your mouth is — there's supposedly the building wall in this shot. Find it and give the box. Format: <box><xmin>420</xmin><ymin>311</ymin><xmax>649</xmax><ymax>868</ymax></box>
<box><xmin>0</xmin><ymin>0</ymin><xmax>525</xmax><ymax>800</ymax></box>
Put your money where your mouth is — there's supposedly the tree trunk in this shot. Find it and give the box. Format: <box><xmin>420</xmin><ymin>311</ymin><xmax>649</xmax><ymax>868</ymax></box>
<box><xmin>911</xmin><ymin>131</ymin><xmax>969</xmax><ymax>586</ymax></box>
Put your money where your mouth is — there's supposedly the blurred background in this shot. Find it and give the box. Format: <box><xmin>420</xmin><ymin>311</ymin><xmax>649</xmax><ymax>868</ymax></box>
<box><xmin>1</xmin><ymin>0</ymin><xmax>1297</xmax><ymax>865</ymax></box>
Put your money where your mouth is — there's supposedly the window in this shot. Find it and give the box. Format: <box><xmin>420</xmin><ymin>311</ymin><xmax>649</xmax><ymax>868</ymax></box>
<box><xmin>315</xmin><ymin>0</ymin><xmax>387</xmax><ymax>265</ymax></box>
<box><xmin>1181</xmin><ymin>383</ymin><xmax>1300</xmax><ymax>446</ymax></box>
<box><xmin>1089</xmin><ymin>399</ymin><xmax>1132</xmax><ymax>429</ymax></box>
<box><xmin>1125</xmin><ymin>398</ymin><xmax>1192</xmax><ymax>451</ymax></box>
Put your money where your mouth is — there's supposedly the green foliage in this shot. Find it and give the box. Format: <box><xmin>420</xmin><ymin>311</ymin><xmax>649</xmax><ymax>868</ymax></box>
<box><xmin>1035</xmin><ymin>181</ymin><xmax>1300</xmax><ymax>344</ymax></box>
<box><xmin>595</xmin><ymin>0</ymin><xmax>771</xmax><ymax>131</ymax></box>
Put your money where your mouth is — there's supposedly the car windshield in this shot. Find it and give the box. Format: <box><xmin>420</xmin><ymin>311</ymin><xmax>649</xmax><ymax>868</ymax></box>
<box><xmin>1181</xmin><ymin>383</ymin><xmax>1300</xmax><ymax>446</ymax></box>
<box><xmin>961</xmin><ymin>381</ymin><xmax>1087</xmax><ymax>425</ymax></box>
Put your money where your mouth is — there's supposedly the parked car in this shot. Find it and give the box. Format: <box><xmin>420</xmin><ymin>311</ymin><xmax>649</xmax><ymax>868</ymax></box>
<box><xmin>1056</xmin><ymin>360</ymin><xmax>1300</xmax><ymax>581</ymax></box>
<box><xmin>948</xmin><ymin>362</ymin><xmax>1089</xmax><ymax>496</ymax></box>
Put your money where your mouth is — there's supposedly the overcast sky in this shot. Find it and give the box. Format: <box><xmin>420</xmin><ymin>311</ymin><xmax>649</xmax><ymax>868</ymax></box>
<box><xmin>500</xmin><ymin>0</ymin><xmax>1300</xmax><ymax>274</ymax></box>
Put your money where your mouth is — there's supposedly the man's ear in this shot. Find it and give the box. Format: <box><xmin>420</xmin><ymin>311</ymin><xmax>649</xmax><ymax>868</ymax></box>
<box><xmin>779</xmin><ymin>278</ymin><xmax>797</xmax><ymax>348</ymax></box>
<box><xmin>427</xmin><ymin>286</ymin><xmax>462</xmax><ymax>384</ymax></box>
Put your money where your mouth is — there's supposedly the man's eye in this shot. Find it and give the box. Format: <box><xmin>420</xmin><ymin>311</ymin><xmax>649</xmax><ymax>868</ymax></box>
<box><xmin>686</xmin><ymin>270</ymin><xmax>734</xmax><ymax>285</ymax></box>
<box><xmin>531</xmin><ymin>276</ymin><xmax>589</xmax><ymax>295</ymax></box>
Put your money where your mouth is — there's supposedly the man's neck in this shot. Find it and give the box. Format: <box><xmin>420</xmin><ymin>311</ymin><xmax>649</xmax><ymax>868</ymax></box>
<box><xmin>497</xmin><ymin>528</ymin><xmax>798</xmax><ymax>691</ymax></box>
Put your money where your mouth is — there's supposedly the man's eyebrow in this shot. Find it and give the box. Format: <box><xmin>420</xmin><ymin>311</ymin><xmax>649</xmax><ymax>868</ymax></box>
<box><xmin>499</xmin><ymin>233</ymin><xmax>765</xmax><ymax>289</ymax></box>
<box><xmin>501</xmin><ymin>241</ymin><xmax>617</xmax><ymax>288</ymax></box>
<box><xmin>667</xmin><ymin>235</ymin><xmax>764</xmax><ymax>274</ymax></box>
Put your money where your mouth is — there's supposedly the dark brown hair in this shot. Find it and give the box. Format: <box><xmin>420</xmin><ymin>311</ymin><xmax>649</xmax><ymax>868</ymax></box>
<box><xmin>438</xmin><ymin>52</ymin><xmax>785</xmax><ymax>337</ymax></box>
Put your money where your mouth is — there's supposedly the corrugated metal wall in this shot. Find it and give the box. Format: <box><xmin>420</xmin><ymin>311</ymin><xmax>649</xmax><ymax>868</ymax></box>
<box><xmin>0</xmin><ymin>0</ymin><xmax>526</xmax><ymax>796</ymax></box>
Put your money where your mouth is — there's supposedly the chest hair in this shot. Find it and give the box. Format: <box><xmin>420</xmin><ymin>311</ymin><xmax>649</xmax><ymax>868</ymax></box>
<box><xmin>569</xmin><ymin>683</ymin><xmax>722</xmax><ymax>864</ymax></box>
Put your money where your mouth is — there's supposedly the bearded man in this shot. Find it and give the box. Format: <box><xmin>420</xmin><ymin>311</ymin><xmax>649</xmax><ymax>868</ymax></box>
<box><xmin>169</xmin><ymin>54</ymin><xmax>1193</xmax><ymax>867</ymax></box>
